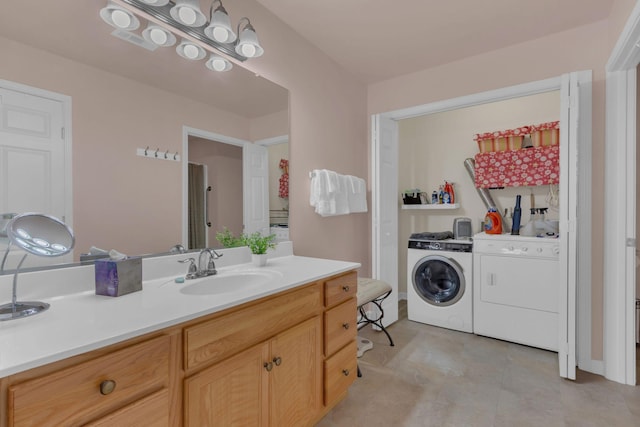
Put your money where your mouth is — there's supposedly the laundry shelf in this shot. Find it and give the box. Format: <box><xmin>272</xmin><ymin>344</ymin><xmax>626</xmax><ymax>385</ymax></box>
<box><xmin>401</xmin><ymin>203</ymin><xmax>460</xmax><ymax>210</ymax></box>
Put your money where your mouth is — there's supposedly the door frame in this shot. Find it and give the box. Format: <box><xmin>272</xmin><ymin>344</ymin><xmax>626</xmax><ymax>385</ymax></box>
<box><xmin>371</xmin><ymin>74</ymin><xmax>595</xmax><ymax>375</ymax></box>
<box><xmin>181</xmin><ymin>126</ymin><xmax>249</xmax><ymax>246</ymax></box>
<box><xmin>603</xmin><ymin>1</ymin><xmax>640</xmax><ymax>386</ymax></box>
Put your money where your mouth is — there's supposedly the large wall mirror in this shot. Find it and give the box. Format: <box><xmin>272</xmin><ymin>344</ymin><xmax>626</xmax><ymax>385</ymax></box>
<box><xmin>0</xmin><ymin>0</ymin><xmax>289</xmax><ymax>272</ymax></box>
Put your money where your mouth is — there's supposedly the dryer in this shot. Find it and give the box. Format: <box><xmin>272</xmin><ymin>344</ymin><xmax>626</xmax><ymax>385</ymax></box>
<box><xmin>407</xmin><ymin>237</ymin><xmax>473</xmax><ymax>333</ymax></box>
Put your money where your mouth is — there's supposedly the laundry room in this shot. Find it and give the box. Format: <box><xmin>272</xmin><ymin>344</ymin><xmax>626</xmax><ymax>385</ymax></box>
<box><xmin>397</xmin><ymin>90</ymin><xmax>561</xmax><ymax>298</ymax></box>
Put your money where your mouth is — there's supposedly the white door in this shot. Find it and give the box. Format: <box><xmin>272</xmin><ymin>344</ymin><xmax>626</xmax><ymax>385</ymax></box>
<box><xmin>372</xmin><ymin>115</ymin><xmax>399</xmax><ymax>325</ymax></box>
<box><xmin>0</xmin><ymin>83</ymin><xmax>71</xmax><ymax>267</ymax></box>
<box><xmin>558</xmin><ymin>70</ymin><xmax>591</xmax><ymax>380</ymax></box>
<box><xmin>243</xmin><ymin>143</ymin><xmax>269</xmax><ymax>235</ymax></box>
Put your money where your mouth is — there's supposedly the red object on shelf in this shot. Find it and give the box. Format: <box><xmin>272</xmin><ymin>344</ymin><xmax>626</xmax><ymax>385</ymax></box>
<box><xmin>474</xmin><ymin>145</ymin><xmax>559</xmax><ymax>188</ymax></box>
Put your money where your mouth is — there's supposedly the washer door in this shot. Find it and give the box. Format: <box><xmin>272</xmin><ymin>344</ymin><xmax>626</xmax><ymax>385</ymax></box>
<box><xmin>412</xmin><ymin>254</ymin><xmax>465</xmax><ymax>307</ymax></box>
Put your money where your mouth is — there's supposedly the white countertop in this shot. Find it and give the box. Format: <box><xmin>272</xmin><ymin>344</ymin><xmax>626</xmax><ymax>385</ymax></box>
<box><xmin>0</xmin><ymin>251</ymin><xmax>360</xmax><ymax>377</ymax></box>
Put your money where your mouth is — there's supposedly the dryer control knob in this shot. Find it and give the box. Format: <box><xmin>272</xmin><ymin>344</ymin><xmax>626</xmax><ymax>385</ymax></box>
<box><xmin>537</xmin><ymin>247</ymin><xmax>543</xmax><ymax>253</ymax></box>
<box><xmin>552</xmin><ymin>246</ymin><xmax>560</xmax><ymax>255</ymax></box>
<box><xmin>521</xmin><ymin>246</ymin><xmax>528</xmax><ymax>252</ymax></box>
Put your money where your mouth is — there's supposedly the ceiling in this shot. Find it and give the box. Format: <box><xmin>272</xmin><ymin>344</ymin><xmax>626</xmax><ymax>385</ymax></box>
<box><xmin>256</xmin><ymin>0</ymin><xmax>616</xmax><ymax>83</ymax></box>
<box><xmin>0</xmin><ymin>0</ymin><xmax>616</xmax><ymax>112</ymax></box>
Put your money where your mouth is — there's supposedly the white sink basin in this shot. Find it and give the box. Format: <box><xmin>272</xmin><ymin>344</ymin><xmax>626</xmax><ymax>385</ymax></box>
<box><xmin>179</xmin><ymin>269</ymin><xmax>283</xmax><ymax>296</ymax></box>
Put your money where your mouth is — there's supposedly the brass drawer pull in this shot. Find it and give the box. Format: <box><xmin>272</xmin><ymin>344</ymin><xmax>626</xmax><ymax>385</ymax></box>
<box><xmin>342</xmin><ymin>322</ymin><xmax>350</xmax><ymax>330</ymax></box>
<box><xmin>342</xmin><ymin>369</ymin><xmax>350</xmax><ymax>376</ymax></box>
<box><xmin>342</xmin><ymin>285</ymin><xmax>350</xmax><ymax>292</ymax></box>
<box><xmin>99</xmin><ymin>380</ymin><xmax>116</xmax><ymax>395</ymax></box>
<box><xmin>264</xmin><ymin>362</ymin><xmax>273</xmax><ymax>372</ymax></box>
<box><xmin>273</xmin><ymin>356</ymin><xmax>282</xmax><ymax>366</ymax></box>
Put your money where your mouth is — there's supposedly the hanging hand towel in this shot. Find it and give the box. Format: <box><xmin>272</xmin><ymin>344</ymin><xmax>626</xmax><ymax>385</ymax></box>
<box><xmin>347</xmin><ymin>175</ymin><xmax>368</xmax><ymax>213</ymax></box>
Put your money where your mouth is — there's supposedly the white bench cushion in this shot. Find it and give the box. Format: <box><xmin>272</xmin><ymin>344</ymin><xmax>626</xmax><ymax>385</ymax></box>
<box><xmin>357</xmin><ymin>278</ymin><xmax>392</xmax><ymax>307</ymax></box>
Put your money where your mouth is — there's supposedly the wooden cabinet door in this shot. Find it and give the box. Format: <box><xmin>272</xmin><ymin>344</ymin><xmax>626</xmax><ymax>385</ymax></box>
<box><xmin>185</xmin><ymin>342</ymin><xmax>270</xmax><ymax>427</ymax></box>
<box><xmin>269</xmin><ymin>316</ymin><xmax>322</xmax><ymax>426</ymax></box>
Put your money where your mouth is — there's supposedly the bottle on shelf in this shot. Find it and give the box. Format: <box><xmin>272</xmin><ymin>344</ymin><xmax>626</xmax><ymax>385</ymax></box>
<box><xmin>444</xmin><ymin>181</ymin><xmax>455</xmax><ymax>204</ymax></box>
<box><xmin>511</xmin><ymin>195</ymin><xmax>522</xmax><ymax>235</ymax></box>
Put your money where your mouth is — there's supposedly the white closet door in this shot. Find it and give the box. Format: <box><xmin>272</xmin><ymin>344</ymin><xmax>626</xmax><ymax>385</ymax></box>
<box><xmin>558</xmin><ymin>70</ymin><xmax>592</xmax><ymax>380</ymax></box>
<box><xmin>372</xmin><ymin>115</ymin><xmax>399</xmax><ymax>325</ymax></box>
<box><xmin>0</xmin><ymin>83</ymin><xmax>72</xmax><ymax>268</ymax></box>
<box><xmin>243</xmin><ymin>143</ymin><xmax>269</xmax><ymax>235</ymax></box>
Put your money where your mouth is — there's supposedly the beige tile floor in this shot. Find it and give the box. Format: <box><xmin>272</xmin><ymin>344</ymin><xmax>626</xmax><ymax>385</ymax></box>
<box><xmin>317</xmin><ymin>302</ymin><xmax>640</xmax><ymax>427</ymax></box>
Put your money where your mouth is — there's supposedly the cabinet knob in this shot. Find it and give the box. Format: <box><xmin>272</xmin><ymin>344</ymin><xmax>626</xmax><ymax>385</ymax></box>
<box><xmin>264</xmin><ymin>362</ymin><xmax>273</xmax><ymax>372</ymax></box>
<box><xmin>342</xmin><ymin>285</ymin><xmax>350</xmax><ymax>292</ymax></box>
<box><xmin>342</xmin><ymin>322</ymin><xmax>350</xmax><ymax>330</ymax></box>
<box><xmin>99</xmin><ymin>380</ymin><xmax>116</xmax><ymax>395</ymax></box>
<box><xmin>342</xmin><ymin>369</ymin><xmax>350</xmax><ymax>376</ymax></box>
<box><xmin>273</xmin><ymin>356</ymin><xmax>282</xmax><ymax>366</ymax></box>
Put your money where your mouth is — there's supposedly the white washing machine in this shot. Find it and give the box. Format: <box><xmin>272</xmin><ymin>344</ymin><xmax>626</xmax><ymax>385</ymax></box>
<box><xmin>407</xmin><ymin>236</ymin><xmax>473</xmax><ymax>333</ymax></box>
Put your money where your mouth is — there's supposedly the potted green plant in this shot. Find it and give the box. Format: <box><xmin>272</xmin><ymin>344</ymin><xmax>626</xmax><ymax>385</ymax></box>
<box><xmin>242</xmin><ymin>232</ymin><xmax>277</xmax><ymax>266</ymax></box>
<box><xmin>215</xmin><ymin>227</ymin><xmax>245</xmax><ymax>248</ymax></box>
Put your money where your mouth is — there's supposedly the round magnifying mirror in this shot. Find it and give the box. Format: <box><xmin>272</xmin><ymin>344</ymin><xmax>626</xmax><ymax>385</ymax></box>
<box><xmin>0</xmin><ymin>213</ymin><xmax>75</xmax><ymax>321</ymax></box>
<box><xmin>6</xmin><ymin>213</ymin><xmax>75</xmax><ymax>257</ymax></box>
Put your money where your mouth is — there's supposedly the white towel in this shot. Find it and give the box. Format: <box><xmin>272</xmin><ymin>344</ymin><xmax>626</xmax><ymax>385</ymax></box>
<box><xmin>347</xmin><ymin>175</ymin><xmax>368</xmax><ymax>213</ymax></box>
<box><xmin>310</xmin><ymin>169</ymin><xmax>367</xmax><ymax>216</ymax></box>
<box><xmin>310</xmin><ymin>169</ymin><xmax>334</xmax><ymax>216</ymax></box>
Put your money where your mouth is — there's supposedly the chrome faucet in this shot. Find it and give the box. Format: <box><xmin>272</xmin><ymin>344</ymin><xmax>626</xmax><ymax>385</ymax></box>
<box><xmin>198</xmin><ymin>248</ymin><xmax>223</xmax><ymax>277</ymax></box>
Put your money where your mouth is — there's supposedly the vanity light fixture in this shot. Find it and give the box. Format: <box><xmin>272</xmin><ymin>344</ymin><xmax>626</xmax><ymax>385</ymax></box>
<box><xmin>139</xmin><ymin>0</ymin><xmax>169</xmax><ymax>5</ymax></box>
<box><xmin>102</xmin><ymin>0</ymin><xmax>265</xmax><ymax>72</ymax></box>
<box><xmin>204</xmin><ymin>0</ymin><xmax>236</xmax><ymax>44</ymax></box>
<box><xmin>170</xmin><ymin>0</ymin><xmax>207</xmax><ymax>27</ymax></box>
<box><xmin>142</xmin><ymin>22</ymin><xmax>177</xmax><ymax>46</ymax></box>
<box><xmin>235</xmin><ymin>17</ymin><xmax>263</xmax><ymax>58</ymax></box>
<box><xmin>100</xmin><ymin>0</ymin><xmax>141</xmax><ymax>31</ymax></box>
<box><xmin>176</xmin><ymin>38</ymin><xmax>206</xmax><ymax>60</ymax></box>
<box><xmin>206</xmin><ymin>54</ymin><xmax>232</xmax><ymax>72</ymax></box>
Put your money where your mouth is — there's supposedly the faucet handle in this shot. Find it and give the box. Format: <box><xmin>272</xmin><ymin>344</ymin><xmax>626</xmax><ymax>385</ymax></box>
<box><xmin>211</xmin><ymin>249</ymin><xmax>223</xmax><ymax>259</ymax></box>
<box><xmin>178</xmin><ymin>258</ymin><xmax>197</xmax><ymax>279</ymax></box>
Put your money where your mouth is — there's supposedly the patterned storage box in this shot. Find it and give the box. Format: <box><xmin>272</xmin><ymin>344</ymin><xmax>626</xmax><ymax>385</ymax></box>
<box><xmin>474</xmin><ymin>126</ymin><xmax>530</xmax><ymax>152</ymax></box>
<box><xmin>530</xmin><ymin>121</ymin><xmax>560</xmax><ymax>147</ymax></box>
<box><xmin>474</xmin><ymin>145</ymin><xmax>560</xmax><ymax>188</ymax></box>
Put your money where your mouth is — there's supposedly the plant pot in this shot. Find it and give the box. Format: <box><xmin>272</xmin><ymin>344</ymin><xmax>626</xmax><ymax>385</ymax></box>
<box><xmin>252</xmin><ymin>254</ymin><xmax>268</xmax><ymax>267</ymax></box>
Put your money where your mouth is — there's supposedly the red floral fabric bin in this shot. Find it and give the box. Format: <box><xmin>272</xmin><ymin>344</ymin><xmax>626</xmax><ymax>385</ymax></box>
<box><xmin>474</xmin><ymin>145</ymin><xmax>560</xmax><ymax>188</ymax></box>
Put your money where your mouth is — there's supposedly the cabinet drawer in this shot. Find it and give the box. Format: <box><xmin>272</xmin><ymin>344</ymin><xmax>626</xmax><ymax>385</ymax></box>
<box><xmin>324</xmin><ymin>271</ymin><xmax>357</xmax><ymax>308</ymax></box>
<box><xmin>185</xmin><ymin>283</ymin><xmax>322</xmax><ymax>371</ymax></box>
<box><xmin>84</xmin><ymin>388</ymin><xmax>169</xmax><ymax>427</ymax></box>
<box><xmin>324</xmin><ymin>340</ymin><xmax>357</xmax><ymax>405</ymax></box>
<box><xmin>8</xmin><ymin>335</ymin><xmax>170</xmax><ymax>427</ymax></box>
<box><xmin>324</xmin><ymin>298</ymin><xmax>357</xmax><ymax>356</ymax></box>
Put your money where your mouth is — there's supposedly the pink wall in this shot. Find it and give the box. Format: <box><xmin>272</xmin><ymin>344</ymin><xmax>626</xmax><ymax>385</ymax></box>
<box><xmin>229</xmin><ymin>1</ymin><xmax>370</xmax><ymax>274</ymax></box>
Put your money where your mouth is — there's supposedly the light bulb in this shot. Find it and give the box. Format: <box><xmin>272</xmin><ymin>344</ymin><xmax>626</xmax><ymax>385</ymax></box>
<box><xmin>211</xmin><ymin>59</ymin><xmax>226</xmax><ymax>71</ymax></box>
<box><xmin>241</xmin><ymin>44</ymin><xmax>256</xmax><ymax>57</ymax></box>
<box><xmin>150</xmin><ymin>28</ymin><xmax>167</xmax><ymax>45</ymax></box>
<box><xmin>213</xmin><ymin>27</ymin><xmax>230</xmax><ymax>43</ymax></box>
<box><xmin>111</xmin><ymin>10</ymin><xmax>131</xmax><ymax>29</ymax></box>
<box><xmin>183</xmin><ymin>44</ymin><xmax>199</xmax><ymax>59</ymax></box>
<box><xmin>178</xmin><ymin>7</ymin><xmax>197</xmax><ymax>25</ymax></box>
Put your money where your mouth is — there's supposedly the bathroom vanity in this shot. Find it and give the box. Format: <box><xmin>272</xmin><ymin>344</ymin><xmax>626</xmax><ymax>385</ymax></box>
<box><xmin>0</xmin><ymin>248</ymin><xmax>359</xmax><ymax>426</ymax></box>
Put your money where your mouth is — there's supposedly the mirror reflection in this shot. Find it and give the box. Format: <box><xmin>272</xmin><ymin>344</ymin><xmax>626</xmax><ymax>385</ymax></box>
<box><xmin>0</xmin><ymin>0</ymin><xmax>289</xmax><ymax>272</ymax></box>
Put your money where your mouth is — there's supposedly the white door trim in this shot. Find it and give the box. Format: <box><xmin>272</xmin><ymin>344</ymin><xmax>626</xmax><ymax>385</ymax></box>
<box><xmin>372</xmin><ymin>74</ymin><xmax>594</xmax><ymax>376</ymax></box>
<box><xmin>603</xmin><ymin>1</ymin><xmax>640</xmax><ymax>386</ymax></box>
<box><xmin>181</xmin><ymin>126</ymin><xmax>250</xmax><ymax>246</ymax></box>
<box><xmin>0</xmin><ymin>79</ymin><xmax>73</xmax><ymax>235</ymax></box>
